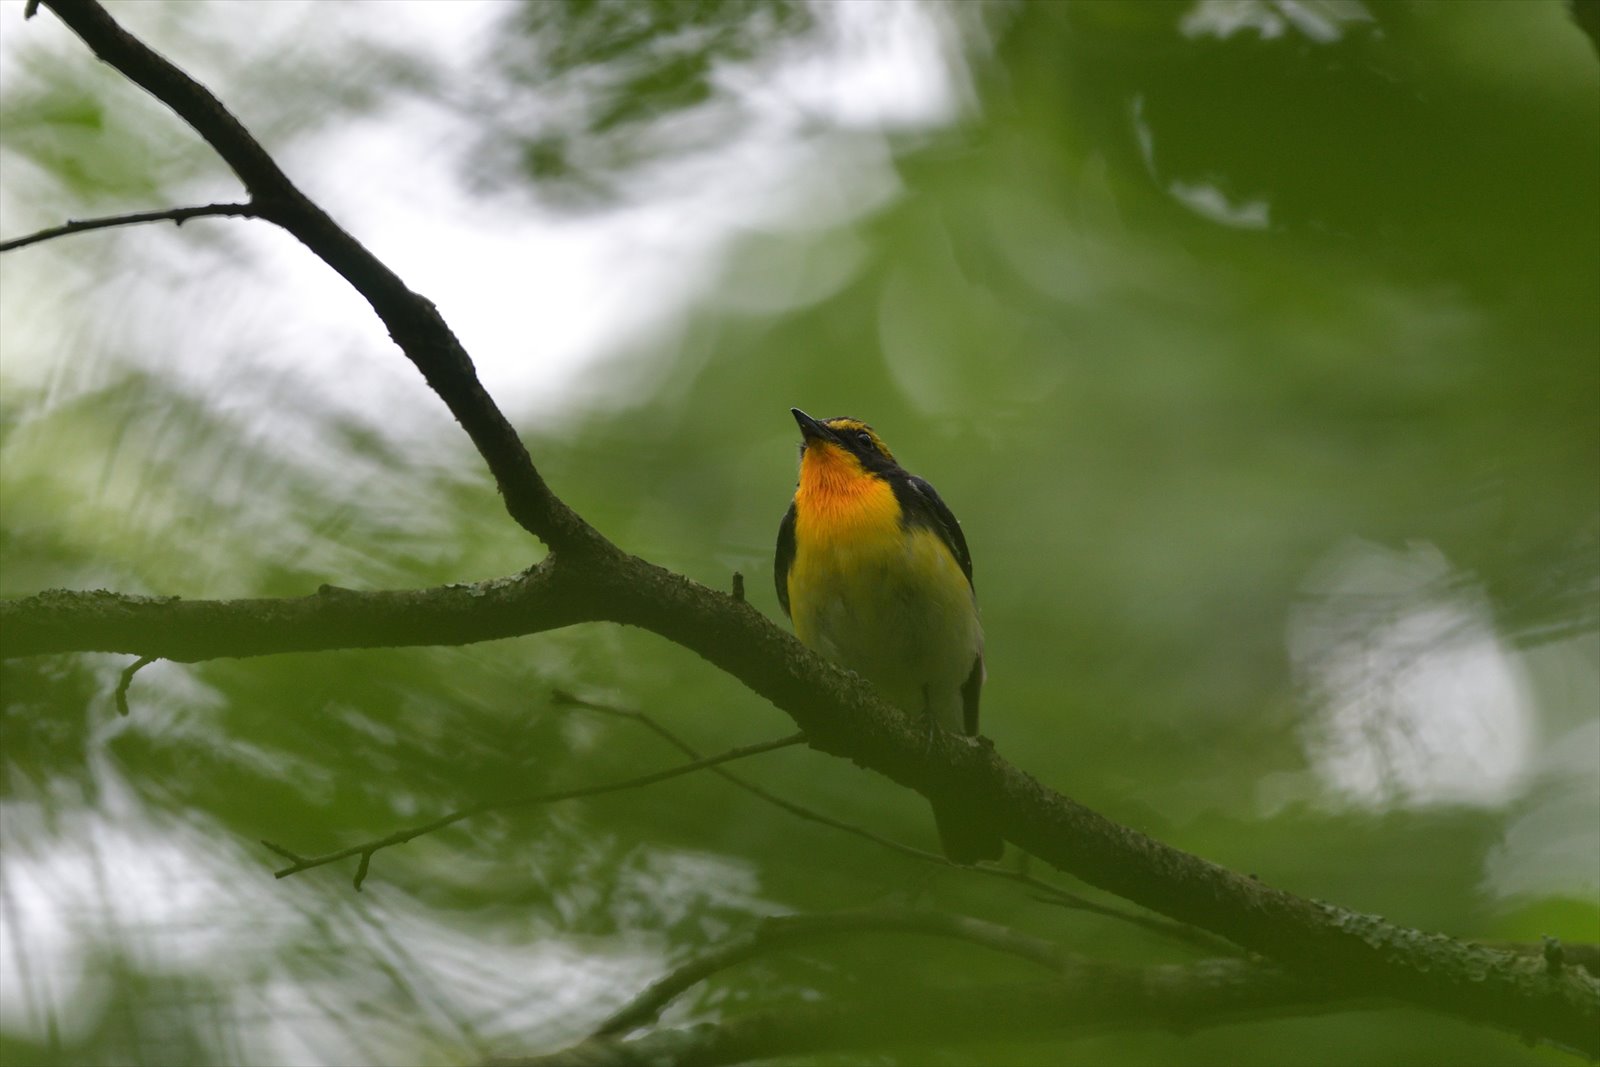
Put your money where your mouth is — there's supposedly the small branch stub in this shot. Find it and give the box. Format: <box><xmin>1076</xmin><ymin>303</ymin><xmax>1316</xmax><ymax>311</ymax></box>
<box><xmin>113</xmin><ymin>655</ymin><xmax>155</xmax><ymax>716</ymax></box>
<box><xmin>1545</xmin><ymin>936</ymin><xmax>1565</xmax><ymax>976</ymax></box>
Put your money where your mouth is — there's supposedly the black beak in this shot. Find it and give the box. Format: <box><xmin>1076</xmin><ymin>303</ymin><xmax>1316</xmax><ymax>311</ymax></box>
<box><xmin>791</xmin><ymin>407</ymin><xmax>831</xmax><ymax>442</ymax></box>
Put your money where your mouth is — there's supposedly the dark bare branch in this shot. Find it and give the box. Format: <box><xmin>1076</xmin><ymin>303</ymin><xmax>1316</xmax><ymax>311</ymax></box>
<box><xmin>112</xmin><ymin>655</ymin><xmax>154</xmax><ymax>716</ymax></box>
<box><xmin>554</xmin><ymin>689</ymin><xmax>1234</xmax><ymax>956</ymax></box>
<box><xmin>597</xmin><ymin>910</ymin><xmax>1081</xmax><ymax>1037</ymax></box>
<box><xmin>583</xmin><ymin>560</ymin><xmax>1600</xmax><ymax>1057</ymax></box>
<box><xmin>0</xmin><ymin>202</ymin><xmax>259</xmax><ymax>252</ymax></box>
<box><xmin>1</xmin><ymin>564</ymin><xmax>588</xmax><ymax>662</ymax></box>
<box><xmin>4</xmin><ymin>560</ymin><xmax>1598</xmax><ymax>1052</ymax></box>
<box><xmin>266</xmin><ymin>732</ymin><xmax>805</xmax><ymax>888</ymax></box>
<box><xmin>503</xmin><ymin>959</ymin><xmax>1361</xmax><ymax>1066</ymax></box>
<box><xmin>37</xmin><ymin>0</ymin><xmax>604</xmax><ymax>554</ymax></box>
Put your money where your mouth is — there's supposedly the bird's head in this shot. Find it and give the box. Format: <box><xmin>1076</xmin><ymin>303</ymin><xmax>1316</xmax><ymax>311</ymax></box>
<box><xmin>791</xmin><ymin>408</ymin><xmax>899</xmax><ymax>481</ymax></box>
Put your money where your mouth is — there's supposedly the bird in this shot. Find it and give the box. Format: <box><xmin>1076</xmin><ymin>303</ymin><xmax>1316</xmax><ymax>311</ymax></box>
<box><xmin>775</xmin><ymin>407</ymin><xmax>1002</xmax><ymax>864</ymax></box>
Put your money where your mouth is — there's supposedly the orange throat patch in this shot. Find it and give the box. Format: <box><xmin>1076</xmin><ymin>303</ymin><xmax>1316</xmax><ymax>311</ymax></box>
<box><xmin>793</xmin><ymin>443</ymin><xmax>899</xmax><ymax>543</ymax></box>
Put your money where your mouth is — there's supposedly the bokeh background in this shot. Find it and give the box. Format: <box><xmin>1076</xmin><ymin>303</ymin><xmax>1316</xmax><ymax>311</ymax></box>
<box><xmin>1</xmin><ymin>1</ymin><xmax>1596</xmax><ymax>1064</ymax></box>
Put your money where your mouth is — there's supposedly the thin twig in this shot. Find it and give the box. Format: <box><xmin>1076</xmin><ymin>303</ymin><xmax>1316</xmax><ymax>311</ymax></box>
<box><xmin>112</xmin><ymin>655</ymin><xmax>155</xmax><ymax>717</ymax></box>
<box><xmin>264</xmin><ymin>731</ymin><xmax>804</xmax><ymax>890</ymax></box>
<box><xmin>259</xmin><ymin>840</ymin><xmax>304</xmax><ymax>864</ymax></box>
<box><xmin>551</xmin><ymin>690</ymin><xmax>1232</xmax><ymax>955</ymax></box>
<box><xmin>0</xmin><ymin>203</ymin><xmax>259</xmax><ymax>253</ymax></box>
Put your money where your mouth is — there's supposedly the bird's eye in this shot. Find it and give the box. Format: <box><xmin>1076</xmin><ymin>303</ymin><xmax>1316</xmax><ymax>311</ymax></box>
<box><xmin>856</xmin><ymin>431</ymin><xmax>875</xmax><ymax>450</ymax></box>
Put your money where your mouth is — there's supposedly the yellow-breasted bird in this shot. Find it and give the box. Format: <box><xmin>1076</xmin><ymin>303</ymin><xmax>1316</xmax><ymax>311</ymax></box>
<box><xmin>775</xmin><ymin>407</ymin><xmax>1002</xmax><ymax>864</ymax></box>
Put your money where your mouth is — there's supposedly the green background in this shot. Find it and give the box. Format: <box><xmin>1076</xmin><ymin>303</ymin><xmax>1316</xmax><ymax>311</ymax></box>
<box><xmin>1</xmin><ymin>1</ymin><xmax>1596</xmax><ymax>1064</ymax></box>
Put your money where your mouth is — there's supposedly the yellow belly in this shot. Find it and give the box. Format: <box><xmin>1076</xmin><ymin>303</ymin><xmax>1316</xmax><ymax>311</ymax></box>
<box><xmin>788</xmin><ymin>509</ymin><xmax>981</xmax><ymax>730</ymax></box>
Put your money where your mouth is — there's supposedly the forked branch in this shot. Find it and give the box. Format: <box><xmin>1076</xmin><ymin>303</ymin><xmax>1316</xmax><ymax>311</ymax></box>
<box><xmin>264</xmin><ymin>733</ymin><xmax>804</xmax><ymax>889</ymax></box>
<box><xmin>596</xmin><ymin>910</ymin><xmax>1097</xmax><ymax>1037</ymax></box>
<box><xmin>552</xmin><ymin>689</ymin><xmax>1234</xmax><ymax>956</ymax></box>
<box><xmin>503</xmin><ymin>953</ymin><xmax>1358</xmax><ymax>1067</ymax></box>
<box><xmin>30</xmin><ymin>0</ymin><xmax>603</xmax><ymax>554</ymax></box>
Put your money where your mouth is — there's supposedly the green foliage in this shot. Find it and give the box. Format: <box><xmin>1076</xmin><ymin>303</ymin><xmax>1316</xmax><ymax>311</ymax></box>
<box><xmin>1</xmin><ymin>0</ymin><xmax>1596</xmax><ymax>1064</ymax></box>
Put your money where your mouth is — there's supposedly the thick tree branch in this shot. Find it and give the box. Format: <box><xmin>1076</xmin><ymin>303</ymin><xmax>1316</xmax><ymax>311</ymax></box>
<box><xmin>4</xmin><ymin>565</ymin><xmax>1598</xmax><ymax>1054</ymax></box>
<box><xmin>0</xmin><ymin>562</ymin><xmax>593</xmax><ymax>661</ymax></box>
<box><xmin>0</xmin><ymin>202</ymin><xmax>259</xmax><ymax>252</ymax></box>
<box><xmin>37</xmin><ymin>0</ymin><xmax>603</xmax><ymax>555</ymax></box>
<box><xmin>263</xmin><ymin>732</ymin><xmax>804</xmax><ymax>889</ymax></box>
<box><xmin>589</xmin><ymin>560</ymin><xmax>1600</xmax><ymax>1056</ymax></box>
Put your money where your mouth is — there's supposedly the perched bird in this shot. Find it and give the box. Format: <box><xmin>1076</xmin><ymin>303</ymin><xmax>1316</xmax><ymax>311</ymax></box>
<box><xmin>775</xmin><ymin>407</ymin><xmax>1001</xmax><ymax>864</ymax></box>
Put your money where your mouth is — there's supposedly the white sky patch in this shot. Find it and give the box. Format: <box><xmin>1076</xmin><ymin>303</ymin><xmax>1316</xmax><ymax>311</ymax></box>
<box><xmin>1287</xmin><ymin>539</ymin><xmax>1536</xmax><ymax>810</ymax></box>
<box><xmin>1131</xmin><ymin>95</ymin><xmax>1271</xmax><ymax>231</ymax></box>
<box><xmin>0</xmin><ymin>0</ymin><xmax>975</xmax><ymax>433</ymax></box>
<box><xmin>1480</xmin><ymin>636</ymin><xmax>1600</xmax><ymax>902</ymax></box>
<box><xmin>0</xmin><ymin>802</ymin><xmax>292</xmax><ymax>1043</ymax></box>
<box><xmin>1180</xmin><ymin>0</ymin><xmax>1375</xmax><ymax>44</ymax></box>
<box><xmin>1167</xmin><ymin>179</ymin><xmax>1270</xmax><ymax>229</ymax></box>
<box><xmin>1481</xmin><ymin>720</ymin><xmax>1600</xmax><ymax>901</ymax></box>
<box><xmin>0</xmin><ymin>771</ymin><xmax>761</xmax><ymax>1061</ymax></box>
<box><xmin>737</xmin><ymin>0</ymin><xmax>980</xmax><ymax>131</ymax></box>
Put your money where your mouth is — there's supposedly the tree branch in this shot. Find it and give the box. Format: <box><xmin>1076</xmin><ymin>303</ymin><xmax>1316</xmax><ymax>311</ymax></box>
<box><xmin>585</xmin><ymin>559</ymin><xmax>1600</xmax><ymax>1056</ymax></box>
<box><xmin>592</xmin><ymin>913</ymin><xmax>1591</xmax><ymax>1043</ymax></box>
<box><xmin>596</xmin><ymin>910</ymin><xmax>1094</xmax><ymax>1037</ymax></box>
<box><xmin>37</xmin><ymin>0</ymin><xmax>603</xmax><ymax>555</ymax></box>
<box><xmin>112</xmin><ymin>655</ymin><xmax>154</xmax><ymax>716</ymax></box>
<box><xmin>554</xmin><ymin>689</ymin><xmax>1235</xmax><ymax>956</ymax></box>
<box><xmin>3</xmin><ymin>547</ymin><xmax>1597</xmax><ymax>1054</ymax></box>
<box><xmin>0</xmin><ymin>202</ymin><xmax>259</xmax><ymax>252</ymax></box>
<box><xmin>500</xmin><ymin>959</ymin><xmax>1366</xmax><ymax>1066</ymax></box>
<box><xmin>0</xmin><ymin>563</ymin><xmax>591</xmax><ymax>661</ymax></box>
<box><xmin>264</xmin><ymin>732</ymin><xmax>804</xmax><ymax>889</ymax></box>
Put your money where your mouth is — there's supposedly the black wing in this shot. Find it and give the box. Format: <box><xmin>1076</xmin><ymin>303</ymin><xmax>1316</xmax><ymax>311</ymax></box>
<box><xmin>961</xmin><ymin>653</ymin><xmax>983</xmax><ymax>736</ymax></box>
<box><xmin>903</xmin><ymin>475</ymin><xmax>973</xmax><ymax>588</ymax></box>
<box><xmin>903</xmin><ymin>475</ymin><xmax>981</xmax><ymax>733</ymax></box>
<box><xmin>774</xmin><ymin>501</ymin><xmax>797</xmax><ymax>617</ymax></box>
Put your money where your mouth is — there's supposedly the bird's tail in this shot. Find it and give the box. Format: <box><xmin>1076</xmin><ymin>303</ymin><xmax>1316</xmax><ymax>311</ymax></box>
<box><xmin>932</xmin><ymin>797</ymin><xmax>1002</xmax><ymax>865</ymax></box>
